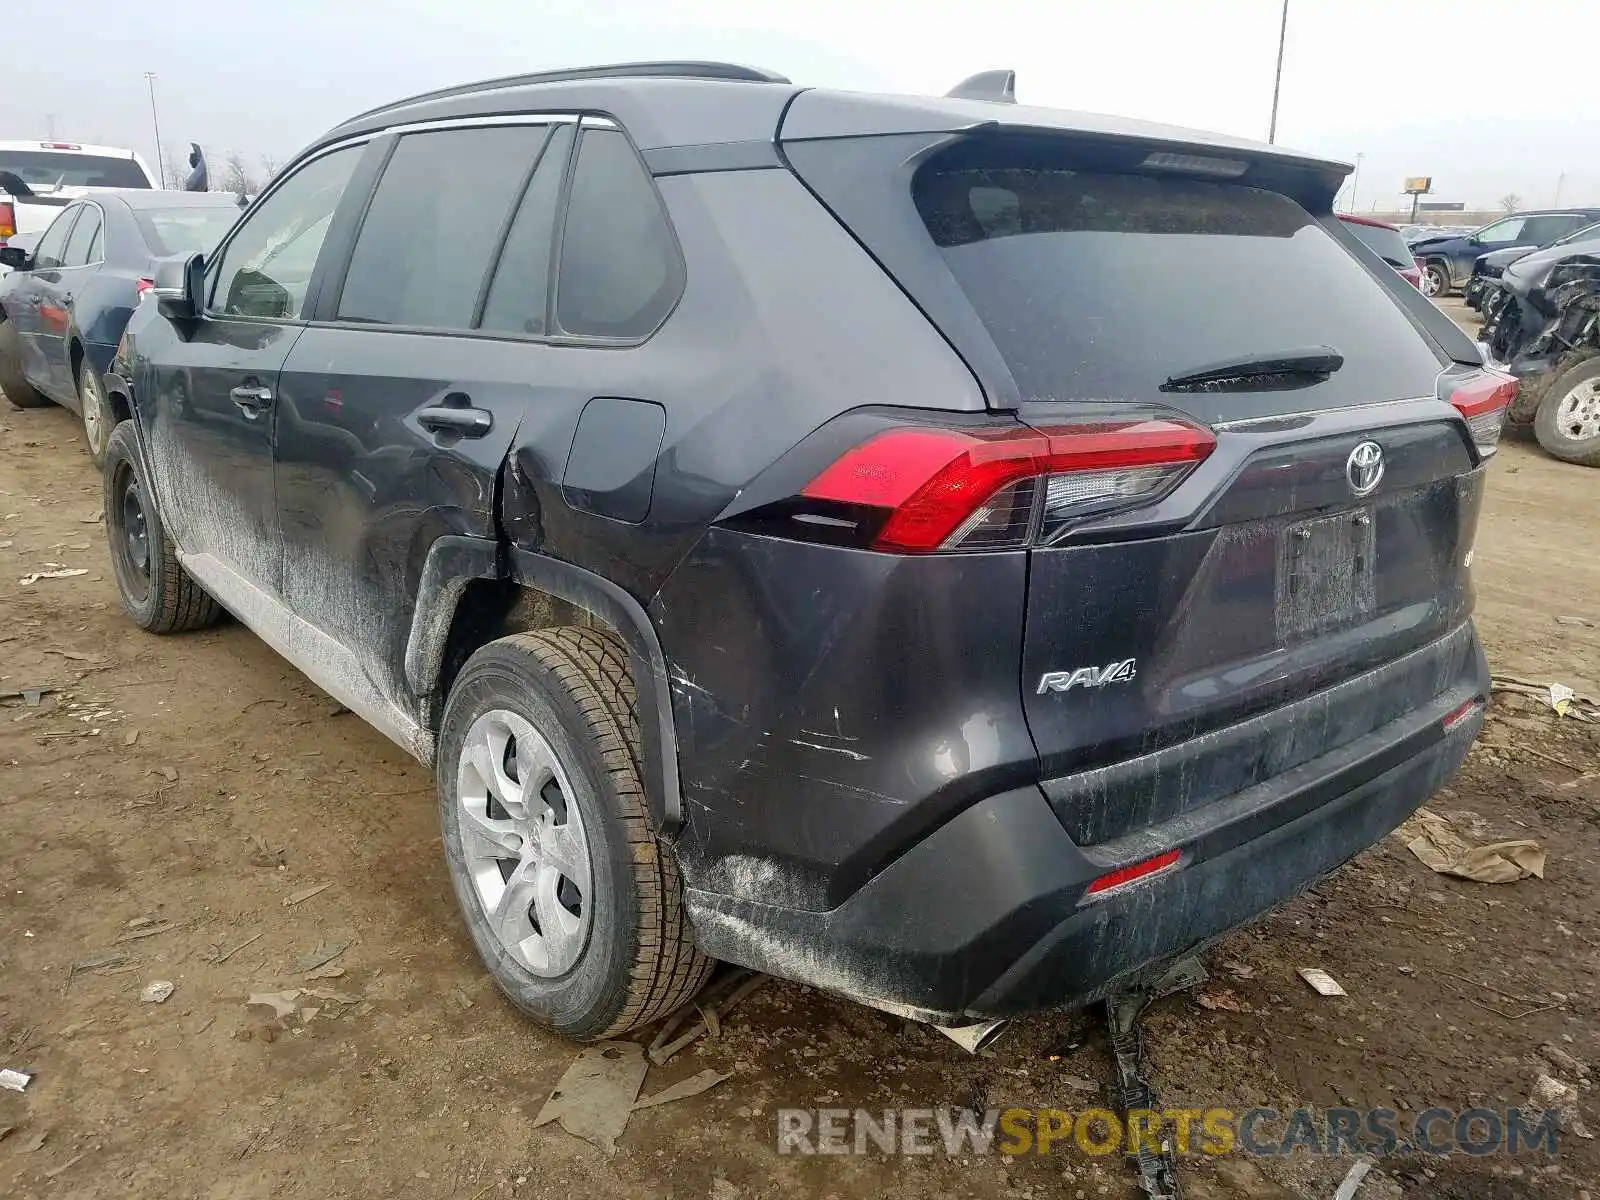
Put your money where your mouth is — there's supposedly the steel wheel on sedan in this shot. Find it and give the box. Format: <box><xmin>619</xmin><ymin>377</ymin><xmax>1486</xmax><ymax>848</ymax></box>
<box><xmin>437</xmin><ymin>628</ymin><xmax>712</xmax><ymax>1041</ymax></box>
<box><xmin>77</xmin><ymin>361</ymin><xmax>114</xmax><ymax>467</ymax></box>
<box><xmin>1534</xmin><ymin>357</ymin><xmax>1600</xmax><ymax>467</ymax></box>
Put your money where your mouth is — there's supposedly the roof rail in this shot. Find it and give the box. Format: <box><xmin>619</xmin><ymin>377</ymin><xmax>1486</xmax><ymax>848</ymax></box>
<box><xmin>343</xmin><ymin>61</ymin><xmax>791</xmax><ymax>126</ymax></box>
<box><xmin>946</xmin><ymin>70</ymin><xmax>1017</xmax><ymax>104</ymax></box>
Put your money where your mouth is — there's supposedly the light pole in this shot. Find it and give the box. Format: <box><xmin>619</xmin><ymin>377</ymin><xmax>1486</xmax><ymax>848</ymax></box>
<box><xmin>144</xmin><ymin>72</ymin><xmax>166</xmax><ymax>188</ymax></box>
<box><xmin>1348</xmin><ymin>152</ymin><xmax>1363</xmax><ymax>214</ymax></box>
<box><xmin>1268</xmin><ymin>0</ymin><xmax>1289</xmax><ymax>144</ymax></box>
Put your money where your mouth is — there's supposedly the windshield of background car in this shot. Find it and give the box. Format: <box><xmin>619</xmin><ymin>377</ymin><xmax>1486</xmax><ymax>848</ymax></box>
<box><xmin>912</xmin><ymin>162</ymin><xmax>1443</xmax><ymax>407</ymax></box>
<box><xmin>1343</xmin><ymin>220</ymin><xmax>1414</xmax><ymax>268</ymax></box>
<box><xmin>136</xmin><ymin>208</ymin><xmax>239</xmax><ymax>256</ymax></box>
<box><xmin>0</xmin><ymin>151</ymin><xmax>150</xmax><ymax>189</ymax></box>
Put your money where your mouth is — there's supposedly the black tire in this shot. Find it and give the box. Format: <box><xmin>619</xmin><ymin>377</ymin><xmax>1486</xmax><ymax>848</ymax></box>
<box><xmin>102</xmin><ymin>421</ymin><xmax>222</xmax><ymax>633</ymax></box>
<box><xmin>76</xmin><ymin>357</ymin><xmax>113</xmax><ymax>467</ymax></box>
<box><xmin>438</xmin><ymin>627</ymin><xmax>712</xmax><ymax>1041</ymax></box>
<box><xmin>0</xmin><ymin>321</ymin><xmax>51</xmax><ymax>409</ymax></box>
<box><xmin>1423</xmin><ymin>260</ymin><xmax>1452</xmax><ymax>298</ymax></box>
<box><xmin>1533</xmin><ymin>355</ymin><xmax>1600</xmax><ymax>467</ymax></box>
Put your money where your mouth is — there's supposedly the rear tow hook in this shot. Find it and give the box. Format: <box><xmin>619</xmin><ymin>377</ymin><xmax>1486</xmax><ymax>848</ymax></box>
<box><xmin>1104</xmin><ymin>956</ymin><xmax>1208</xmax><ymax>1200</ymax></box>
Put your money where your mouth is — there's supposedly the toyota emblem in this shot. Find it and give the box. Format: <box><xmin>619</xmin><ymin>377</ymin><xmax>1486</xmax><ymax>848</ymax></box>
<box><xmin>1346</xmin><ymin>441</ymin><xmax>1384</xmax><ymax>497</ymax></box>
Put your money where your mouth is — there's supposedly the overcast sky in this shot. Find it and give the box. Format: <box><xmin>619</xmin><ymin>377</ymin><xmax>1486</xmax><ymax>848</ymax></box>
<box><xmin>4</xmin><ymin>0</ymin><xmax>1595</xmax><ymax>211</ymax></box>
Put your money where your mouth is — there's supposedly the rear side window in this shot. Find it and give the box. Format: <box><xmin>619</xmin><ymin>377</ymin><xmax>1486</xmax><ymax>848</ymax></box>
<box><xmin>1342</xmin><ymin>220</ymin><xmax>1412</xmax><ymax>268</ymax></box>
<box><xmin>337</xmin><ymin>125</ymin><xmax>550</xmax><ymax>330</ymax></box>
<box><xmin>1521</xmin><ymin>214</ymin><xmax>1581</xmax><ymax>245</ymax></box>
<box><xmin>555</xmin><ymin>128</ymin><xmax>682</xmax><ymax>339</ymax></box>
<box><xmin>913</xmin><ymin>163</ymin><xmax>1444</xmax><ymax>407</ymax></box>
<box><xmin>62</xmin><ymin>205</ymin><xmax>103</xmax><ymax>266</ymax></box>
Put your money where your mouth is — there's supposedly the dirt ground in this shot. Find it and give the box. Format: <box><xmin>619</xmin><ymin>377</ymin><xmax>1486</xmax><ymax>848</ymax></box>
<box><xmin>0</xmin><ymin>305</ymin><xmax>1596</xmax><ymax>1199</ymax></box>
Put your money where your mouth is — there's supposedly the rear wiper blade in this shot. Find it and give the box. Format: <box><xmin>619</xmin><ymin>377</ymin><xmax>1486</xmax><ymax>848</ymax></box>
<box><xmin>1161</xmin><ymin>346</ymin><xmax>1344</xmax><ymax>392</ymax></box>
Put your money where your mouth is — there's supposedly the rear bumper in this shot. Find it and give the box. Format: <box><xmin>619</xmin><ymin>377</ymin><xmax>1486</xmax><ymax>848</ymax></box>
<box><xmin>686</xmin><ymin>630</ymin><xmax>1487</xmax><ymax>1021</ymax></box>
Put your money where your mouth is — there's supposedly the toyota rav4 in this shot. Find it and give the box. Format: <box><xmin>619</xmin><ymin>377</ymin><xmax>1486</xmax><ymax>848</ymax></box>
<box><xmin>97</xmin><ymin>62</ymin><xmax>1504</xmax><ymax>1043</ymax></box>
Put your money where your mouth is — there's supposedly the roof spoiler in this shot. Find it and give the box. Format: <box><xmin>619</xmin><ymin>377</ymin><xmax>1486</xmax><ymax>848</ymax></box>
<box><xmin>946</xmin><ymin>70</ymin><xmax>1016</xmax><ymax>104</ymax></box>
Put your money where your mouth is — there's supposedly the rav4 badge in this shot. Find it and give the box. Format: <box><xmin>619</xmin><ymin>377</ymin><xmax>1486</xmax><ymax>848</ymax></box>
<box><xmin>1037</xmin><ymin>660</ymin><xmax>1138</xmax><ymax>695</ymax></box>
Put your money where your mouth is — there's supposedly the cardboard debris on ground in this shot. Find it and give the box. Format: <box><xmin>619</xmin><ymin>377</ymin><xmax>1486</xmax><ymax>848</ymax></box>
<box><xmin>532</xmin><ymin>1041</ymin><xmax>649</xmax><ymax>1153</ymax></box>
<box><xmin>283</xmin><ymin>882</ymin><xmax>332</xmax><ymax>907</ymax></box>
<box><xmin>631</xmin><ymin>1068</ymin><xmax>732</xmax><ymax>1112</ymax></box>
<box><xmin>1400</xmin><ymin>808</ymin><xmax>1545</xmax><ymax>883</ymax></box>
<box><xmin>1298</xmin><ymin>968</ymin><xmax>1347</xmax><ymax>997</ymax></box>
<box><xmin>1196</xmin><ymin>988</ymin><xmax>1250</xmax><ymax>1013</ymax></box>
<box><xmin>1530</xmin><ymin>1074</ymin><xmax>1593</xmax><ymax>1139</ymax></box>
<box><xmin>140</xmin><ymin>981</ymin><xmax>175</xmax><ymax>1004</ymax></box>
<box><xmin>294</xmin><ymin>940</ymin><xmax>349</xmax><ymax>972</ymax></box>
<box><xmin>0</xmin><ymin>1068</ymin><xmax>34</xmax><ymax>1092</ymax></box>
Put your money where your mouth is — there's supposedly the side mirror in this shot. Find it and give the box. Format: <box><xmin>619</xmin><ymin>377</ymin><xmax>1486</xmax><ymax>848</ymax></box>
<box><xmin>153</xmin><ymin>252</ymin><xmax>205</xmax><ymax>319</ymax></box>
<box><xmin>0</xmin><ymin>246</ymin><xmax>31</xmax><ymax>271</ymax></box>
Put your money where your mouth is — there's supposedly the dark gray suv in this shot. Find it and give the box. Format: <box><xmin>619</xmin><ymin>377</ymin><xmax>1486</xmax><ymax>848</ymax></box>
<box><xmin>98</xmin><ymin>62</ymin><xmax>1505</xmax><ymax>1042</ymax></box>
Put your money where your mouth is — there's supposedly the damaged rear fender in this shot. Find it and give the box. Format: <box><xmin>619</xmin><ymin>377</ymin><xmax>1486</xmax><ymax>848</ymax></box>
<box><xmin>405</xmin><ymin>537</ymin><xmax>685</xmax><ymax>834</ymax></box>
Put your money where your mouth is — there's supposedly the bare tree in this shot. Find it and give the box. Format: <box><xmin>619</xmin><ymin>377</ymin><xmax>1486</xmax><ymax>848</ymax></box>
<box><xmin>259</xmin><ymin>154</ymin><xmax>283</xmax><ymax>184</ymax></box>
<box><xmin>162</xmin><ymin>154</ymin><xmax>187</xmax><ymax>190</ymax></box>
<box><xmin>221</xmin><ymin>151</ymin><xmax>260</xmax><ymax>197</ymax></box>
<box><xmin>1499</xmin><ymin>193</ymin><xmax>1523</xmax><ymax>215</ymax></box>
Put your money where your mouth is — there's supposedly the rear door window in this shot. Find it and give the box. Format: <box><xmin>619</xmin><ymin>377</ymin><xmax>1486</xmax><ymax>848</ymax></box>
<box><xmin>479</xmin><ymin>125</ymin><xmax>574</xmax><ymax>337</ymax></box>
<box><xmin>336</xmin><ymin>125</ymin><xmax>550</xmax><ymax>330</ymax></box>
<box><xmin>1521</xmin><ymin>214</ymin><xmax>1581</xmax><ymax>245</ymax></box>
<box><xmin>62</xmin><ymin>205</ymin><xmax>103</xmax><ymax>266</ymax></box>
<box><xmin>554</xmin><ymin>128</ymin><xmax>682</xmax><ymax>339</ymax></box>
<box><xmin>913</xmin><ymin>162</ymin><xmax>1444</xmax><ymax>410</ymax></box>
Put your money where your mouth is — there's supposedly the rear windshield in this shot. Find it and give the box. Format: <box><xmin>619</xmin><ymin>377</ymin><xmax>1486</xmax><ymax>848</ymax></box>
<box><xmin>136</xmin><ymin>208</ymin><xmax>239</xmax><ymax>256</ymax></box>
<box><xmin>0</xmin><ymin>150</ymin><xmax>150</xmax><ymax>189</ymax></box>
<box><xmin>913</xmin><ymin>165</ymin><xmax>1444</xmax><ymax>408</ymax></box>
<box><xmin>1342</xmin><ymin>219</ymin><xmax>1414</xmax><ymax>268</ymax></box>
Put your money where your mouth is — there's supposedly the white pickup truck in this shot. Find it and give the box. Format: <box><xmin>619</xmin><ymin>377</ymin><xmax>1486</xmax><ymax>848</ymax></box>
<box><xmin>0</xmin><ymin>141</ymin><xmax>158</xmax><ymax>273</ymax></box>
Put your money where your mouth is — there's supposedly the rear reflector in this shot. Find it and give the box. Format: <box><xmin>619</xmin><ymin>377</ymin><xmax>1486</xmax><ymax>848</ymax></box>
<box><xmin>1086</xmin><ymin>848</ymin><xmax>1182</xmax><ymax>897</ymax></box>
<box><xmin>800</xmin><ymin>416</ymin><xmax>1215</xmax><ymax>553</ymax></box>
<box><xmin>1441</xmin><ymin>699</ymin><xmax>1481</xmax><ymax>732</ymax></box>
<box><xmin>1447</xmin><ymin>370</ymin><xmax>1516</xmax><ymax>457</ymax></box>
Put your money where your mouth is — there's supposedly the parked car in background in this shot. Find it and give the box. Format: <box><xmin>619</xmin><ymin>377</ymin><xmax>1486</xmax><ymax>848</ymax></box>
<box><xmin>1400</xmin><ymin>224</ymin><xmax>1469</xmax><ymax>244</ymax></box>
<box><xmin>1339</xmin><ymin>214</ymin><xmax>1422</xmax><ymax>288</ymax></box>
<box><xmin>1409</xmin><ymin>209</ymin><xmax>1600</xmax><ymax>297</ymax></box>
<box><xmin>0</xmin><ymin>142</ymin><xmax>158</xmax><ymax>266</ymax></box>
<box><xmin>1466</xmin><ymin>219</ymin><xmax>1600</xmax><ymax>311</ymax></box>
<box><xmin>1483</xmin><ymin>229</ymin><xmax>1600</xmax><ymax>465</ymax></box>
<box><xmin>97</xmin><ymin>61</ymin><xmax>1500</xmax><ymax>1045</ymax></box>
<box><xmin>0</xmin><ymin>190</ymin><xmax>241</xmax><ymax>464</ymax></box>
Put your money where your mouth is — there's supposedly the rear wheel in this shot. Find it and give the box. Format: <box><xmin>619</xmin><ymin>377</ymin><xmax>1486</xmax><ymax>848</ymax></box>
<box><xmin>77</xmin><ymin>358</ymin><xmax>113</xmax><ymax>467</ymax></box>
<box><xmin>1421</xmin><ymin>260</ymin><xmax>1452</xmax><ymax>298</ymax></box>
<box><xmin>0</xmin><ymin>321</ymin><xmax>50</xmax><ymax>409</ymax></box>
<box><xmin>437</xmin><ymin>628</ymin><xmax>712</xmax><ymax>1041</ymax></box>
<box><xmin>102</xmin><ymin>422</ymin><xmax>222</xmax><ymax>632</ymax></box>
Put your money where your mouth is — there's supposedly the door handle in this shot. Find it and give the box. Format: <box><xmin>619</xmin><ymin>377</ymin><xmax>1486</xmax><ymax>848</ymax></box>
<box><xmin>418</xmin><ymin>404</ymin><xmax>493</xmax><ymax>438</ymax></box>
<box><xmin>229</xmin><ymin>384</ymin><xmax>274</xmax><ymax>417</ymax></box>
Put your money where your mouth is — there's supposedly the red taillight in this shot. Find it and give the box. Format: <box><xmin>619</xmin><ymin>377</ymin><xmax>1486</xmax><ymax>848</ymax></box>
<box><xmin>0</xmin><ymin>201</ymin><xmax>14</xmax><ymax>240</ymax></box>
<box><xmin>135</xmin><ymin>277</ymin><xmax>155</xmax><ymax>298</ymax></box>
<box><xmin>1447</xmin><ymin>370</ymin><xmax>1517</xmax><ymax>457</ymax></box>
<box><xmin>1401</xmin><ymin>263</ymin><xmax>1423</xmax><ymax>289</ymax></box>
<box><xmin>800</xmin><ymin>417</ymin><xmax>1215</xmax><ymax>553</ymax></box>
<box><xmin>1086</xmin><ymin>848</ymin><xmax>1182</xmax><ymax>898</ymax></box>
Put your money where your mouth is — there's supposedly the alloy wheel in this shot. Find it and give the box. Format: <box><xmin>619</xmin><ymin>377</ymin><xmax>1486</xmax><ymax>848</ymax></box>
<box><xmin>455</xmin><ymin>708</ymin><xmax>593</xmax><ymax>977</ymax></box>
<box><xmin>79</xmin><ymin>366</ymin><xmax>109</xmax><ymax>459</ymax></box>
